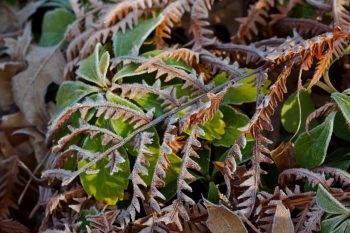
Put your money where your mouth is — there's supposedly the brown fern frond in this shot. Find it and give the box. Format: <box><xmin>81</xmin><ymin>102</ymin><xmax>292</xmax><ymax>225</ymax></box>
<box><xmin>117</xmin><ymin>132</ymin><xmax>155</xmax><ymax>227</ymax></box>
<box><xmin>313</xmin><ymin>167</ymin><xmax>350</xmax><ymax>188</ymax></box>
<box><xmin>305</xmin><ymin>0</ymin><xmax>332</xmax><ymax>11</ymax></box>
<box><xmin>179</xmin><ymin>90</ymin><xmax>225</xmax><ymax>132</ymax></box>
<box><xmin>189</xmin><ymin>0</ymin><xmax>216</xmax><ymax>50</ymax></box>
<box><xmin>275</xmin><ymin>18</ymin><xmax>331</xmax><ymax>35</ymax></box>
<box><xmin>332</xmin><ymin>0</ymin><xmax>350</xmax><ymax>30</ymax></box>
<box><xmin>279</xmin><ymin>168</ymin><xmax>330</xmax><ymax>189</ymax></box>
<box><xmin>46</xmin><ymin>96</ymin><xmax>153</xmax><ymax>144</ymax></box>
<box><xmin>296</xmin><ymin>205</ymin><xmax>323</xmax><ymax>233</ymax></box>
<box><xmin>199</xmin><ymin>53</ymin><xmax>244</xmax><ymax>78</ymax></box>
<box><xmin>136</xmin><ymin>49</ymin><xmax>199</xmax><ymax>71</ymax></box>
<box><xmin>112</xmin><ymin>80</ymin><xmax>187</xmax><ymax>111</ymax></box>
<box><xmin>0</xmin><ymin>157</ymin><xmax>20</xmax><ymax>218</ymax></box>
<box><xmin>155</xmin><ymin>0</ymin><xmax>194</xmax><ymax>48</ymax></box>
<box><xmin>118</xmin><ymin>56</ymin><xmax>211</xmax><ymax>95</ymax></box>
<box><xmin>159</xmin><ymin>126</ymin><xmax>204</xmax><ymax>231</ymax></box>
<box><xmin>305</xmin><ymin>102</ymin><xmax>338</xmax><ymax>132</ymax></box>
<box><xmin>52</xmin><ymin>119</ymin><xmax>123</xmax><ymax>153</ymax></box>
<box><xmin>231</xmin><ymin>0</ymin><xmax>275</xmax><ymax>44</ymax></box>
<box><xmin>0</xmin><ymin>218</ymin><xmax>30</xmax><ymax>233</ymax></box>
<box><xmin>148</xmin><ymin>118</ymin><xmax>178</xmax><ymax>213</ymax></box>
<box><xmin>87</xmin><ymin>210</ymin><xmax>119</xmax><ymax>232</ymax></box>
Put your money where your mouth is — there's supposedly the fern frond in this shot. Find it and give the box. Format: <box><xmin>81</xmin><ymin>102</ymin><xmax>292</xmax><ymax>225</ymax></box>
<box><xmin>148</xmin><ymin>117</ymin><xmax>178</xmax><ymax>212</ymax></box>
<box><xmin>46</xmin><ymin>96</ymin><xmax>153</xmax><ymax>144</ymax></box>
<box><xmin>332</xmin><ymin>0</ymin><xmax>350</xmax><ymax>30</ymax></box>
<box><xmin>155</xmin><ymin>0</ymin><xmax>194</xmax><ymax>47</ymax></box>
<box><xmin>199</xmin><ymin>53</ymin><xmax>244</xmax><ymax>78</ymax></box>
<box><xmin>305</xmin><ymin>0</ymin><xmax>331</xmax><ymax>11</ymax></box>
<box><xmin>119</xmin><ymin>56</ymin><xmax>211</xmax><ymax>95</ymax></box>
<box><xmin>117</xmin><ymin>132</ymin><xmax>155</xmax><ymax>226</ymax></box>
<box><xmin>0</xmin><ymin>157</ymin><xmax>20</xmax><ymax>218</ymax></box>
<box><xmin>136</xmin><ymin>49</ymin><xmax>199</xmax><ymax>71</ymax></box>
<box><xmin>52</xmin><ymin>119</ymin><xmax>123</xmax><ymax>153</ymax></box>
<box><xmin>231</xmin><ymin>0</ymin><xmax>275</xmax><ymax>43</ymax></box>
<box><xmin>275</xmin><ymin>18</ymin><xmax>331</xmax><ymax>35</ymax></box>
<box><xmin>313</xmin><ymin>167</ymin><xmax>350</xmax><ymax>188</ymax></box>
<box><xmin>189</xmin><ymin>0</ymin><xmax>216</xmax><ymax>50</ymax></box>
<box><xmin>0</xmin><ymin>218</ymin><xmax>30</xmax><ymax>233</ymax></box>
<box><xmin>159</xmin><ymin>126</ymin><xmax>204</xmax><ymax>231</ymax></box>
<box><xmin>279</xmin><ymin>168</ymin><xmax>330</xmax><ymax>189</ymax></box>
<box><xmin>305</xmin><ymin>102</ymin><xmax>337</xmax><ymax>132</ymax></box>
<box><xmin>297</xmin><ymin>205</ymin><xmax>323</xmax><ymax>233</ymax></box>
<box><xmin>87</xmin><ymin>210</ymin><xmax>119</xmax><ymax>232</ymax></box>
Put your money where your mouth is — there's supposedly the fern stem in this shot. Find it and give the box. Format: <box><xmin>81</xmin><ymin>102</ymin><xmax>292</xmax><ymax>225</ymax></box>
<box><xmin>61</xmin><ymin>66</ymin><xmax>268</xmax><ymax>185</ymax></box>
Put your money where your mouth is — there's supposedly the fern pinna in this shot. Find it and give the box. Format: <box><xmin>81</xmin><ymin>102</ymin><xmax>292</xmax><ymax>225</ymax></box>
<box><xmin>4</xmin><ymin>0</ymin><xmax>347</xmax><ymax>232</ymax></box>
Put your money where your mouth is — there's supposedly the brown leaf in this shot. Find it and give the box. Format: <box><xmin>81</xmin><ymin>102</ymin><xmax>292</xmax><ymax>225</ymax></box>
<box><xmin>12</xmin><ymin>46</ymin><xmax>65</xmax><ymax>132</ymax></box>
<box><xmin>272</xmin><ymin>201</ymin><xmax>294</xmax><ymax>233</ymax></box>
<box><xmin>0</xmin><ymin>112</ymin><xmax>30</xmax><ymax>129</ymax></box>
<box><xmin>205</xmin><ymin>200</ymin><xmax>248</xmax><ymax>233</ymax></box>
<box><xmin>271</xmin><ymin>141</ymin><xmax>297</xmax><ymax>171</ymax></box>
<box><xmin>0</xmin><ymin>64</ymin><xmax>24</xmax><ymax>111</ymax></box>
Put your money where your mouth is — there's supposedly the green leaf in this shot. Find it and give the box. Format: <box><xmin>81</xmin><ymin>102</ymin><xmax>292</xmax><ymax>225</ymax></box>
<box><xmin>321</xmin><ymin>215</ymin><xmax>348</xmax><ymax>233</ymax></box>
<box><xmin>331</xmin><ymin>92</ymin><xmax>350</xmax><ymax>124</ymax></box>
<box><xmin>39</xmin><ymin>8</ymin><xmax>75</xmax><ymax>46</ymax></box>
<box><xmin>200</xmin><ymin>111</ymin><xmax>226</xmax><ymax>141</ymax></box>
<box><xmin>207</xmin><ymin>182</ymin><xmax>220</xmax><ymax>204</ymax></box>
<box><xmin>281</xmin><ymin>89</ymin><xmax>315</xmax><ymax>133</ymax></box>
<box><xmin>79</xmin><ymin>135</ymin><xmax>130</xmax><ymax>205</ymax></box>
<box><xmin>213</xmin><ymin>72</ymin><xmax>271</xmax><ymax>105</ymax></box>
<box><xmin>213</xmin><ymin>105</ymin><xmax>249</xmax><ymax>147</ymax></box>
<box><xmin>295</xmin><ymin>112</ymin><xmax>335</xmax><ymax>168</ymax></box>
<box><xmin>113</xmin><ymin>15</ymin><xmax>165</xmax><ymax>57</ymax></box>
<box><xmin>76</xmin><ymin>44</ymin><xmax>109</xmax><ymax>87</ymax></box>
<box><xmin>316</xmin><ymin>184</ymin><xmax>350</xmax><ymax>215</ymax></box>
<box><xmin>55</xmin><ymin>81</ymin><xmax>100</xmax><ymax>114</ymax></box>
<box><xmin>132</xmin><ymin>93</ymin><xmax>165</xmax><ymax>118</ymax></box>
<box><xmin>334</xmin><ymin>112</ymin><xmax>350</xmax><ymax>142</ymax></box>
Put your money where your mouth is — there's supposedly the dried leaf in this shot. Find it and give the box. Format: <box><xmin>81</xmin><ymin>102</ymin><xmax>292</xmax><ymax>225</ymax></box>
<box><xmin>205</xmin><ymin>200</ymin><xmax>248</xmax><ymax>233</ymax></box>
<box><xmin>271</xmin><ymin>142</ymin><xmax>297</xmax><ymax>171</ymax></box>
<box><xmin>272</xmin><ymin>201</ymin><xmax>294</xmax><ymax>233</ymax></box>
<box><xmin>12</xmin><ymin>46</ymin><xmax>65</xmax><ymax>132</ymax></box>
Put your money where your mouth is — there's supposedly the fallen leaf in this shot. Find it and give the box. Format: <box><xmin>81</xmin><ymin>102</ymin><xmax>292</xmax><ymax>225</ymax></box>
<box><xmin>14</xmin><ymin>128</ymin><xmax>47</xmax><ymax>162</ymax></box>
<box><xmin>0</xmin><ymin>112</ymin><xmax>30</xmax><ymax>129</ymax></box>
<box><xmin>272</xmin><ymin>201</ymin><xmax>294</xmax><ymax>233</ymax></box>
<box><xmin>12</xmin><ymin>46</ymin><xmax>65</xmax><ymax>132</ymax></box>
<box><xmin>205</xmin><ymin>200</ymin><xmax>248</xmax><ymax>233</ymax></box>
<box><xmin>270</xmin><ymin>141</ymin><xmax>297</xmax><ymax>171</ymax></box>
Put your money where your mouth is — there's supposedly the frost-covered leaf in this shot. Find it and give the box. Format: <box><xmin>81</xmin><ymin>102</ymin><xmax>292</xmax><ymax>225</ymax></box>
<box><xmin>79</xmin><ymin>135</ymin><xmax>130</xmax><ymax>205</ymax></box>
<box><xmin>213</xmin><ymin>105</ymin><xmax>249</xmax><ymax>147</ymax></box>
<box><xmin>316</xmin><ymin>184</ymin><xmax>349</xmax><ymax>215</ymax></box>
<box><xmin>76</xmin><ymin>44</ymin><xmax>109</xmax><ymax>88</ymax></box>
<box><xmin>55</xmin><ymin>81</ymin><xmax>100</xmax><ymax>114</ymax></box>
<box><xmin>213</xmin><ymin>72</ymin><xmax>270</xmax><ymax>105</ymax></box>
<box><xmin>113</xmin><ymin>14</ymin><xmax>165</xmax><ymax>57</ymax></box>
<box><xmin>281</xmin><ymin>89</ymin><xmax>315</xmax><ymax>133</ymax></box>
<box><xmin>272</xmin><ymin>201</ymin><xmax>294</xmax><ymax>233</ymax></box>
<box><xmin>12</xmin><ymin>46</ymin><xmax>65</xmax><ymax>131</ymax></box>
<box><xmin>331</xmin><ymin>92</ymin><xmax>350</xmax><ymax>124</ymax></box>
<box><xmin>39</xmin><ymin>8</ymin><xmax>75</xmax><ymax>46</ymax></box>
<box><xmin>200</xmin><ymin>111</ymin><xmax>225</xmax><ymax>140</ymax></box>
<box><xmin>295</xmin><ymin>112</ymin><xmax>335</xmax><ymax>168</ymax></box>
<box><xmin>205</xmin><ymin>200</ymin><xmax>248</xmax><ymax>233</ymax></box>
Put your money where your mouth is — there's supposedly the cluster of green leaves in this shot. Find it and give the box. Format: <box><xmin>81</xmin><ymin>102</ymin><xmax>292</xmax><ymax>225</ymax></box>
<box><xmin>52</xmin><ymin>17</ymin><xmax>271</xmax><ymax>205</ymax></box>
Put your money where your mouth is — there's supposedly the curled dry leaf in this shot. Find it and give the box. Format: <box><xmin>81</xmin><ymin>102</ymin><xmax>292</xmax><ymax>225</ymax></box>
<box><xmin>12</xmin><ymin>46</ymin><xmax>65</xmax><ymax>132</ymax></box>
<box><xmin>272</xmin><ymin>201</ymin><xmax>294</xmax><ymax>233</ymax></box>
<box><xmin>204</xmin><ymin>200</ymin><xmax>248</xmax><ymax>233</ymax></box>
<box><xmin>270</xmin><ymin>141</ymin><xmax>297</xmax><ymax>171</ymax></box>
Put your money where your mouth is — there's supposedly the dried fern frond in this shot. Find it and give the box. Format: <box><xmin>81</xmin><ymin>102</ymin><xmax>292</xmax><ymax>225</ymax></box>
<box><xmin>0</xmin><ymin>157</ymin><xmax>20</xmax><ymax>218</ymax></box>
<box><xmin>46</xmin><ymin>96</ymin><xmax>153</xmax><ymax>144</ymax></box>
<box><xmin>231</xmin><ymin>0</ymin><xmax>275</xmax><ymax>43</ymax></box>
<box><xmin>52</xmin><ymin>119</ymin><xmax>123</xmax><ymax>153</ymax></box>
<box><xmin>159</xmin><ymin>126</ymin><xmax>204</xmax><ymax>231</ymax></box>
<box><xmin>296</xmin><ymin>205</ymin><xmax>323</xmax><ymax>233</ymax></box>
<box><xmin>279</xmin><ymin>168</ymin><xmax>330</xmax><ymax>189</ymax></box>
<box><xmin>113</xmin><ymin>80</ymin><xmax>187</xmax><ymax>111</ymax></box>
<box><xmin>0</xmin><ymin>218</ymin><xmax>30</xmax><ymax>233</ymax></box>
<box><xmin>136</xmin><ymin>48</ymin><xmax>199</xmax><ymax>71</ymax></box>
<box><xmin>305</xmin><ymin>102</ymin><xmax>338</xmax><ymax>132</ymax></box>
<box><xmin>87</xmin><ymin>210</ymin><xmax>119</xmax><ymax>232</ymax></box>
<box><xmin>313</xmin><ymin>167</ymin><xmax>350</xmax><ymax>188</ymax></box>
<box><xmin>332</xmin><ymin>0</ymin><xmax>350</xmax><ymax>30</ymax></box>
<box><xmin>275</xmin><ymin>18</ymin><xmax>331</xmax><ymax>35</ymax></box>
<box><xmin>117</xmin><ymin>132</ymin><xmax>155</xmax><ymax>226</ymax></box>
<box><xmin>155</xmin><ymin>0</ymin><xmax>194</xmax><ymax>47</ymax></box>
<box><xmin>189</xmin><ymin>0</ymin><xmax>216</xmax><ymax>50</ymax></box>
